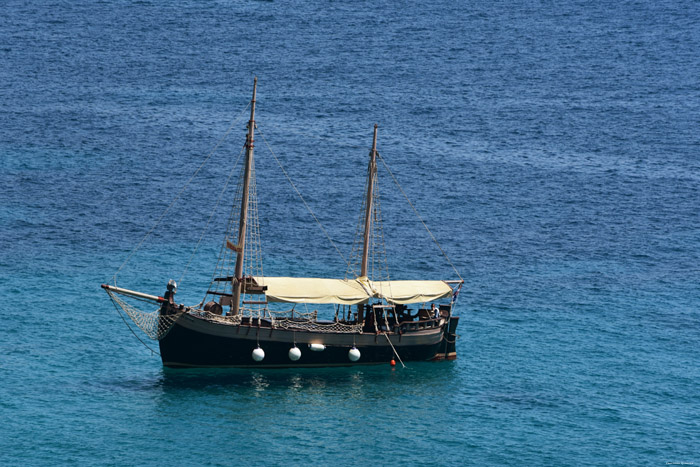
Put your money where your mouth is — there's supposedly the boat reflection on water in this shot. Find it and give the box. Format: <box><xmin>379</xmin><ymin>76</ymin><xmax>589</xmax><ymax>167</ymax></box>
<box><xmin>154</xmin><ymin>362</ymin><xmax>458</xmax><ymax>401</ymax></box>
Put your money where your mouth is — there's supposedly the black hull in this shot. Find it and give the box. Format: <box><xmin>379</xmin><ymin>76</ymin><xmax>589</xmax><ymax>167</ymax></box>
<box><xmin>159</xmin><ymin>313</ymin><xmax>459</xmax><ymax>368</ymax></box>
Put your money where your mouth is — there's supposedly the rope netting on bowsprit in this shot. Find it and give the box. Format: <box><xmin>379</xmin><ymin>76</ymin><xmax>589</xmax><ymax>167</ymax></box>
<box><xmin>106</xmin><ymin>290</ymin><xmax>182</xmax><ymax>340</ymax></box>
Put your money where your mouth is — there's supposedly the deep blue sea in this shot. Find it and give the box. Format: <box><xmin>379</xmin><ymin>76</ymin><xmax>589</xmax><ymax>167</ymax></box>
<box><xmin>1</xmin><ymin>0</ymin><xmax>699</xmax><ymax>465</ymax></box>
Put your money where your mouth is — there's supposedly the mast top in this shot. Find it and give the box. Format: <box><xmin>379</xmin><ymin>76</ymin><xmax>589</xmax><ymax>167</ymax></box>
<box><xmin>371</xmin><ymin>124</ymin><xmax>378</xmax><ymax>153</ymax></box>
<box><xmin>249</xmin><ymin>77</ymin><xmax>257</xmax><ymax>124</ymax></box>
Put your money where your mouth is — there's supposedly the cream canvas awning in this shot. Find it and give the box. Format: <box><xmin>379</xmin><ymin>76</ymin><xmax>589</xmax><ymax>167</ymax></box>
<box><xmin>252</xmin><ymin>276</ymin><xmax>453</xmax><ymax>305</ymax></box>
<box><xmin>253</xmin><ymin>277</ymin><xmax>369</xmax><ymax>305</ymax></box>
<box><xmin>372</xmin><ymin>280</ymin><xmax>453</xmax><ymax>305</ymax></box>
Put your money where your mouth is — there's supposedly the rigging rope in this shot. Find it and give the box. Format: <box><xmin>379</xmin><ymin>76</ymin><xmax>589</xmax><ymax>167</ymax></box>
<box><xmin>383</xmin><ymin>332</ymin><xmax>406</xmax><ymax>368</ymax></box>
<box><xmin>204</xmin><ymin>162</ymin><xmax>247</xmax><ymax>305</ymax></box>
<box><xmin>111</xmin><ymin>102</ymin><xmax>252</xmax><ymax>284</ymax></box>
<box><xmin>257</xmin><ymin>124</ymin><xmax>349</xmax><ymax>268</ymax></box>
<box><xmin>178</xmin><ymin>143</ymin><xmax>247</xmax><ymax>286</ymax></box>
<box><xmin>376</xmin><ymin>152</ymin><xmax>463</xmax><ymax>282</ymax></box>
<box><xmin>345</xmin><ymin>166</ymin><xmax>369</xmax><ymax>279</ymax></box>
<box><xmin>256</xmin><ymin>121</ymin><xmax>366</xmax><ymax>151</ymax></box>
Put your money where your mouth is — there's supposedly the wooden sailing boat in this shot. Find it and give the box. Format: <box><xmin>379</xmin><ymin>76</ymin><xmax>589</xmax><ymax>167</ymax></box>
<box><xmin>102</xmin><ymin>78</ymin><xmax>463</xmax><ymax>368</ymax></box>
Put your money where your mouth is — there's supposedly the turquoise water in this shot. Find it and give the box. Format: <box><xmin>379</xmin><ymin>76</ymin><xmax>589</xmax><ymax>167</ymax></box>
<box><xmin>1</xmin><ymin>0</ymin><xmax>699</xmax><ymax>465</ymax></box>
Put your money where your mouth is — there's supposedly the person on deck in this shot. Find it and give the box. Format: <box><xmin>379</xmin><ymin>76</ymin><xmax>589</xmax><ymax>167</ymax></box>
<box><xmin>160</xmin><ymin>280</ymin><xmax>177</xmax><ymax>315</ymax></box>
<box><xmin>431</xmin><ymin>303</ymin><xmax>440</xmax><ymax>319</ymax></box>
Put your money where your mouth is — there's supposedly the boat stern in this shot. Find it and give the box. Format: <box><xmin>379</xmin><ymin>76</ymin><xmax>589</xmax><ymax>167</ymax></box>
<box><xmin>437</xmin><ymin>316</ymin><xmax>459</xmax><ymax>360</ymax></box>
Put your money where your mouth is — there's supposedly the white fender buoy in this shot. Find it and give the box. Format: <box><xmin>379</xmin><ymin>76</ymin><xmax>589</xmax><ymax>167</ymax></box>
<box><xmin>252</xmin><ymin>347</ymin><xmax>265</xmax><ymax>362</ymax></box>
<box><xmin>309</xmin><ymin>343</ymin><xmax>326</xmax><ymax>352</ymax></box>
<box><xmin>288</xmin><ymin>346</ymin><xmax>301</xmax><ymax>361</ymax></box>
<box><xmin>348</xmin><ymin>347</ymin><xmax>361</xmax><ymax>362</ymax></box>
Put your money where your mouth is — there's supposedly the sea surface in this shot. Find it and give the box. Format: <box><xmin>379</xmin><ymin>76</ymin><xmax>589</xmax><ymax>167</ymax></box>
<box><xmin>1</xmin><ymin>0</ymin><xmax>699</xmax><ymax>465</ymax></box>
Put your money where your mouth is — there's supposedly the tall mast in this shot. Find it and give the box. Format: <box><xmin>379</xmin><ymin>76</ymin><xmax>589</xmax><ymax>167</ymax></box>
<box><xmin>232</xmin><ymin>77</ymin><xmax>257</xmax><ymax>315</ymax></box>
<box><xmin>360</xmin><ymin>124</ymin><xmax>378</xmax><ymax>278</ymax></box>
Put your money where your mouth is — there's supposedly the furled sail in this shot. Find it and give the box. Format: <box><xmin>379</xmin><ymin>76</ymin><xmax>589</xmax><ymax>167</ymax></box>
<box><xmin>252</xmin><ymin>276</ymin><xmax>452</xmax><ymax>305</ymax></box>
